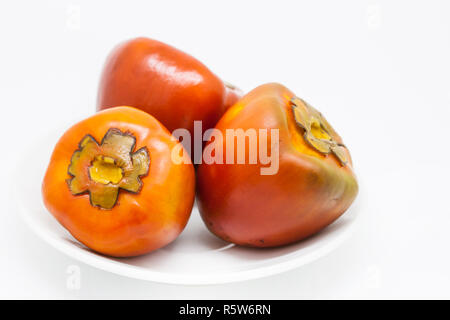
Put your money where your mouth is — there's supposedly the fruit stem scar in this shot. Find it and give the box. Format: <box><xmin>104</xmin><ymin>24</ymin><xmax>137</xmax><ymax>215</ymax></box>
<box><xmin>89</xmin><ymin>156</ymin><xmax>123</xmax><ymax>185</ymax></box>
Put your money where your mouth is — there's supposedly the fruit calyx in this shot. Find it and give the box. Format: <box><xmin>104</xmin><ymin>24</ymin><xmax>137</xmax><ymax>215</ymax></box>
<box><xmin>67</xmin><ymin>128</ymin><xmax>150</xmax><ymax>209</ymax></box>
<box><xmin>291</xmin><ymin>97</ymin><xmax>348</xmax><ymax>166</ymax></box>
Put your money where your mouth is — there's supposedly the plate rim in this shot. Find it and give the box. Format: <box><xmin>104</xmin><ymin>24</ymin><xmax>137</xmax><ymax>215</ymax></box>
<box><xmin>16</xmin><ymin>196</ymin><xmax>360</xmax><ymax>285</ymax></box>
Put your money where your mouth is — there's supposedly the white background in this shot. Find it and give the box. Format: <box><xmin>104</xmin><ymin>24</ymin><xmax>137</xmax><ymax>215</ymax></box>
<box><xmin>1</xmin><ymin>0</ymin><xmax>450</xmax><ymax>299</ymax></box>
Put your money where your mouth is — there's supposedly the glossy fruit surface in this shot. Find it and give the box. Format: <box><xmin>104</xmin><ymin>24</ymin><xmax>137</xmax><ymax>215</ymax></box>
<box><xmin>197</xmin><ymin>83</ymin><xmax>358</xmax><ymax>247</ymax></box>
<box><xmin>97</xmin><ymin>37</ymin><xmax>242</xmax><ymax>153</ymax></box>
<box><xmin>42</xmin><ymin>106</ymin><xmax>195</xmax><ymax>257</ymax></box>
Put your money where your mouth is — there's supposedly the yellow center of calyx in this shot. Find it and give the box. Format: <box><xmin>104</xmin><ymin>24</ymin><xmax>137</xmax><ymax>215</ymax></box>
<box><xmin>310</xmin><ymin>118</ymin><xmax>331</xmax><ymax>141</ymax></box>
<box><xmin>89</xmin><ymin>156</ymin><xmax>123</xmax><ymax>185</ymax></box>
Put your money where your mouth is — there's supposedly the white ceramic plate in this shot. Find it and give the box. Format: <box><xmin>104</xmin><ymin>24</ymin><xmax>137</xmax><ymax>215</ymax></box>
<box><xmin>14</xmin><ymin>128</ymin><xmax>360</xmax><ymax>285</ymax></box>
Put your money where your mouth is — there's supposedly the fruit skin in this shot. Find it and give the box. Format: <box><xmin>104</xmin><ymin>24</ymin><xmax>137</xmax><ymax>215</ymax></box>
<box><xmin>42</xmin><ymin>107</ymin><xmax>195</xmax><ymax>257</ymax></box>
<box><xmin>197</xmin><ymin>83</ymin><xmax>358</xmax><ymax>248</ymax></box>
<box><xmin>97</xmin><ymin>37</ymin><xmax>242</xmax><ymax>150</ymax></box>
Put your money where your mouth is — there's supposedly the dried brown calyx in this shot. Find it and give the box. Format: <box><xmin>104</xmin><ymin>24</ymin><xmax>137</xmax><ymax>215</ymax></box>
<box><xmin>291</xmin><ymin>97</ymin><xmax>348</xmax><ymax>166</ymax></box>
<box><xmin>67</xmin><ymin>128</ymin><xmax>150</xmax><ymax>209</ymax></box>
